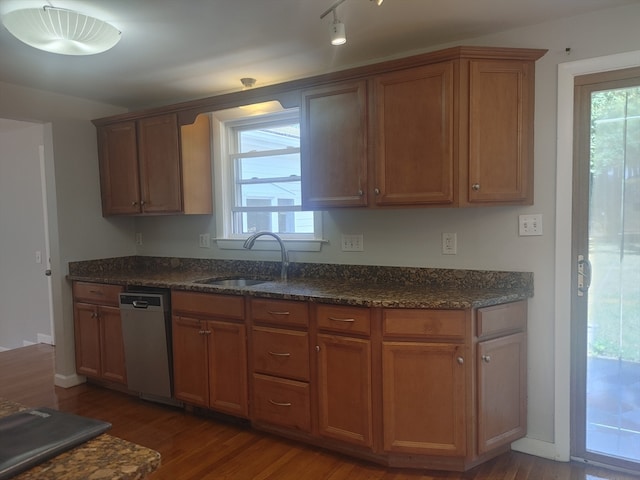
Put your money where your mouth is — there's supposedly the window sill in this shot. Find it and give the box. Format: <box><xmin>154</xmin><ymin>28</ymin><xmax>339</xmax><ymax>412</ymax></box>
<box><xmin>215</xmin><ymin>238</ymin><xmax>327</xmax><ymax>252</ymax></box>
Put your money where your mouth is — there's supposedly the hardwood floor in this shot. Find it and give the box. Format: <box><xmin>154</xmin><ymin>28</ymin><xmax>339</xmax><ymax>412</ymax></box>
<box><xmin>0</xmin><ymin>344</ymin><xmax>637</xmax><ymax>480</ymax></box>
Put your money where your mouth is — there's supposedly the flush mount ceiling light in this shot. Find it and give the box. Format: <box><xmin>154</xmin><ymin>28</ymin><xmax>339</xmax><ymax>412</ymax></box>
<box><xmin>2</xmin><ymin>6</ymin><xmax>121</xmax><ymax>55</ymax></box>
<box><xmin>320</xmin><ymin>0</ymin><xmax>383</xmax><ymax>46</ymax></box>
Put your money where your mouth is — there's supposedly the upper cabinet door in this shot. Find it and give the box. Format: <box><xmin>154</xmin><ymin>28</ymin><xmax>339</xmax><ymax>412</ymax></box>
<box><xmin>98</xmin><ymin>121</ymin><xmax>141</xmax><ymax>215</ymax></box>
<box><xmin>301</xmin><ymin>80</ymin><xmax>368</xmax><ymax>209</ymax></box>
<box><xmin>466</xmin><ymin>60</ymin><xmax>534</xmax><ymax>204</ymax></box>
<box><xmin>137</xmin><ymin>113</ymin><xmax>183</xmax><ymax>214</ymax></box>
<box><xmin>373</xmin><ymin>62</ymin><xmax>455</xmax><ymax>206</ymax></box>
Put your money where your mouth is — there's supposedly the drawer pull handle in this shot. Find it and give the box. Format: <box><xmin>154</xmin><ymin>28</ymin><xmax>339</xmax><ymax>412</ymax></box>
<box><xmin>268</xmin><ymin>351</ymin><xmax>291</xmax><ymax>357</ymax></box>
<box><xmin>269</xmin><ymin>399</ymin><xmax>292</xmax><ymax>407</ymax></box>
<box><xmin>328</xmin><ymin>316</ymin><xmax>355</xmax><ymax>323</ymax></box>
<box><xmin>482</xmin><ymin>355</ymin><xmax>491</xmax><ymax>363</ymax></box>
<box><xmin>457</xmin><ymin>356</ymin><xmax>464</xmax><ymax>365</ymax></box>
<box><xmin>88</xmin><ymin>290</ymin><xmax>103</xmax><ymax>295</ymax></box>
<box><xmin>198</xmin><ymin>330</ymin><xmax>207</xmax><ymax>335</ymax></box>
<box><xmin>268</xmin><ymin>311</ymin><xmax>290</xmax><ymax>316</ymax></box>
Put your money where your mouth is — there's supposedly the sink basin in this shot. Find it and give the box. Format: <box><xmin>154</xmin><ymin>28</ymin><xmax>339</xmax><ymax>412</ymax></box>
<box><xmin>193</xmin><ymin>276</ymin><xmax>272</xmax><ymax>287</ymax></box>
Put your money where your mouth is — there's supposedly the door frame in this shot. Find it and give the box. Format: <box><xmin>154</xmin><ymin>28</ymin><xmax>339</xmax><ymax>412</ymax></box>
<box><xmin>555</xmin><ymin>50</ymin><xmax>640</xmax><ymax>462</ymax></box>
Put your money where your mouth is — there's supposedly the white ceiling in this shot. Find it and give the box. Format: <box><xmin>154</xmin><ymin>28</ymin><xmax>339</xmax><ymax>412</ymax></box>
<box><xmin>0</xmin><ymin>0</ymin><xmax>636</xmax><ymax>110</ymax></box>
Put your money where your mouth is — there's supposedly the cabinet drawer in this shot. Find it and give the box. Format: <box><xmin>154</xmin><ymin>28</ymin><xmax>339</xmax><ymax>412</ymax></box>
<box><xmin>382</xmin><ymin>309</ymin><xmax>467</xmax><ymax>340</ymax></box>
<box><xmin>252</xmin><ymin>373</ymin><xmax>311</xmax><ymax>432</ymax></box>
<box><xmin>477</xmin><ymin>301</ymin><xmax>527</xmax><ymax>339</ymax></box>
<box><xmin>73</xmin><ymin>282</ymin><xmax>123</xmax><ymax>307</ymax></box>
<box><xmin>250</xmin><ymin>298</ymin><xmax>308</xmax><ymax>328</ymax></box>
<box><xmin>252</xmin><ymin>327</ymin><xmax>309</xmax><ymax>381</ymax></box>
<box><xmin>316</xmin><ymin>304</ymin><xmax>370</xmax><ymax>336</ymax></box>
<box><xmin>172</xmin><ymin>291</ymin><xmax>244</xmax><ymax>320</ymax></box>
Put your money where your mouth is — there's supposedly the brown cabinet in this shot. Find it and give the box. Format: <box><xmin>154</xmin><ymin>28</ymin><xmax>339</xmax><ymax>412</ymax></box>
<box><xmin>301</xmin><ymin>80</ymin><xmax>368</xmax><ymax>208</ymax></box>
<box><xmin>96</xmin><ymin>113</ymin><xmax>212</xmax><ymax>216</ymax></box>
<box><xmin>301</xmin><ymin>47</ymin><xmax>544</xmax><ymax>209</ymax></box>
<box><xmin>462</xmin><ymin>59</ymin><xmax>535</xmax><ymax>205</ymax></box>
<box><xmin>315</xmin><ymin>304</ymin><xmax>373</xmax><ymax>448</ymax></box>
<box><xmin>476</xmin><ymin>301</ymin><xmax>527</xmax><ymax>454</ymax></box>
<box><xmin>249</xmin><ymin>298</ymin><xmax>311</xmax><ymax>432</ymax></box>
<box><xmin>373</xmin><ymin>62</ymin><xmax>455</xmax><ymax>206</ymax></box>
<box><xmin>381</xmin><ymin>309</ymin><xmax>467</xmax><ymax>456</ymax></box>
<box><xmin>171</xmin><ymin>291</ymin><xmax>248</xmax><ymax>417</ymax></box>
<box><xmin>72</xmin><ymin>282</ymin><xmax>126</xmax><ymax>384</ymax></box>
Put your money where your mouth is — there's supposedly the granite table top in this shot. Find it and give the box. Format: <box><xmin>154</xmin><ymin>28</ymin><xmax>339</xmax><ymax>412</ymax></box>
<box><xmin>67</xmin><ymin>257</ymin><xmax>534</xmax><ymax>309</ymax></box>
<box><xmin>0</xmin><ymin>399</ymin><xmax>160</xmax><ymax>480</ymax></box>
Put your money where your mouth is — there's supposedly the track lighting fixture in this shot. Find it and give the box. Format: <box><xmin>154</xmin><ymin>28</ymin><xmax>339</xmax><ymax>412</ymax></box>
<box><xmin>320</xmin><ymin>0</ymin><xmax>384</xmax><ymax>46</ymax></box>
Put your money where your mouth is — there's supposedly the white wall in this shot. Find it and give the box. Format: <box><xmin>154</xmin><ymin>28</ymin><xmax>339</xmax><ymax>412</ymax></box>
<box><xmin>0</xmin><ymin>122</ymin><xmax>50</xmax><ymax>350</ymax></box>
<box><xmin>1</xmin><ymin>1</ymin><xmax>639</xmax><ymax>462</ymax></box>
<box><xmin>132</xmin><ymin>3</ymin><xmax>640</xmax><ymax>460</ymax></box>
<box><xmin>0</xmin><ymin>82</ymin><xmax>132</xmax><ymax>384</ymax></box>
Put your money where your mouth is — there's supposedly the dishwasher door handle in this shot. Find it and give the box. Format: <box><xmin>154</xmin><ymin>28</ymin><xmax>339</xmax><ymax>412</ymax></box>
<box><xmin>132</xmin><ymin>300</ymin><xmax>150</xmax><ymax>309</ymax></box>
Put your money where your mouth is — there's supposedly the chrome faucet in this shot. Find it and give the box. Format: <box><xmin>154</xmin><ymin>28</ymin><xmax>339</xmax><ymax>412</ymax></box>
<box><xmin>243</xmin><ymin>231</ymin><xmax>289</xmax><ymax>282</ymax></box>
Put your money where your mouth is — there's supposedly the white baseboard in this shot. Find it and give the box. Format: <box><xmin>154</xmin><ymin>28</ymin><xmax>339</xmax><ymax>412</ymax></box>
<box><xmin>54</xmin><ymin>373</ymin><xmax>86</xmax><ymax>389</ymax></box>
<box><xmin>22</xmin><ymin>340</ymin><xmax>36</xmax><ymax>347</ymax></box>
<box><xmin>512</xmin><ymin>437</ymin><xmax>570</xmax><ymax>462</ymax></box>
<box><xmin>0</xmin><ymin>347</ymin><xmax>9</xmax><ymax>352</ymax></box>
<box><xmin>37</xmin><ymin>333</ymin><xmax>54</xmax><ymax>345</ymax></box>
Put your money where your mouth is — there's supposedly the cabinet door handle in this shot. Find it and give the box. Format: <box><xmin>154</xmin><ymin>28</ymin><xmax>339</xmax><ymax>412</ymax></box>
<box><xmin>328</xmin><ymin>316</ymin><xmax>355</xmax><ymax>323</ymax></box>
<box><xmin>269</xmin><ymin>399</ymin><xmax>292</xmax><ymax>407</ymax></box>
<box><xmin>131</xmin><ymin>201</ymin><xmax>138</xmax><ymax>206</ymax></box>
<box><xmin>268</xmin><ymin>351</ymin><xmax>291</xmax><ymax>357</ymax></box>
<box><xmin>482</xmin><ymin>355</ymin><xmax>491</xmax><ymax>363</ymax></box>
<box><xmin>456</xmin><ymin>356</ymin><xmax>464</xmax><ymax>365</ymax></box>
<box><xmin>374</xmin><ymin>188</ymin><xmax>380</xmax><ymax>195</ymax></box>
<box><xmin>268</xmin><ymin>311</ymin><xmax>290</xmax><ymax>316</ymax></box>
<box><xmin>357</xmin><ymin>189</ymin><xmax>364</xmax><ymax>196</ymax></box>
<box><xmin>88</xmin><ymin>290</ymin><xmax>103</xmax><ymax>295</ymax></box>
<box><xmin>140</xmin><ymin>200</ymin><xmax>146</xmax><ymax>206</ymax></box>
<box><xmin>471</xmin><ymin>183</ymin><xmax>481</xmax><ymax>191</ymax></box>
<box><xmin>198</xmin><ymin>330</ymin><xmax>207</xmax><ymax>335</ymax></box>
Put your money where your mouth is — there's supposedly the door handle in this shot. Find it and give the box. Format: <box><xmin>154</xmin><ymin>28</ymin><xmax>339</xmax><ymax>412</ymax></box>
<box><xmin>45</xmin><ymin>269</ymin><xmax>52</xmax><ymax>276</ymax></box>
<box><xmin>577</xmin><ymin>254</ymin><xmax>592</xmax><ymax>296</ymax></box>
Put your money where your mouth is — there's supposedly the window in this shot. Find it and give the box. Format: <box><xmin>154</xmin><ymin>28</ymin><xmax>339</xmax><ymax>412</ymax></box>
<box><xmin>213</xmin><ymin>107</ymin><xmax>321</xmax><ymax>248</ymax></box>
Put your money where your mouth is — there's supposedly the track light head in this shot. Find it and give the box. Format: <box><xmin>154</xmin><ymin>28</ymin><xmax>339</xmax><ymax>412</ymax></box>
<box><xmin>330</xmin><ymin>19</ymin><xmax>346</xmax><ymax>45</ymax></box>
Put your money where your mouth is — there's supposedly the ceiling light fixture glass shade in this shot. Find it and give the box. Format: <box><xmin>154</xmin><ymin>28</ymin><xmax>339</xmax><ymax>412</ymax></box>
<box><xmin>2</xmin><ymin>6</ymin><xmax>121</xmax><ymax>55</ymax></box>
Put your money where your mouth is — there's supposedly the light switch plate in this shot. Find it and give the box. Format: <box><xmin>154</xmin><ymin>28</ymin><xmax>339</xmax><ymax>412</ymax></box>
<box><xmin>442</xmin><ymin>232</ymin><xmax>457</xmax><ymax>254</ymax></box>
<box><xmin>519</xmin><ymin>214</ymin><xmax>543</xmax><ymax>236</ymax></box>
<box><xmin>341</xmin><ymin>234</ymin><xmax>364</xmax><ymax>251</ymax></box>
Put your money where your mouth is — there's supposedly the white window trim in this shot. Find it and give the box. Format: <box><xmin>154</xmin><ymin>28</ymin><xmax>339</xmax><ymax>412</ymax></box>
<box><xmin>210</xmin><ymin>110</ymin><xmax>324</xmax><ymax>252</ymax></box>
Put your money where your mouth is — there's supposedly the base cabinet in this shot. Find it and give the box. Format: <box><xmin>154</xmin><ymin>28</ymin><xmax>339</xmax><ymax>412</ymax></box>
<box><xmin>168</xmin><ymin>290</ymin><xmax>527</xmax><ymax>471</ymax></box>
<box><xmin>315</xmin><ymin>304</ymin><xmax>373</xmax><ymax>448</ymax></box>
<box><xmin>382</xmin><ymin>342</ymin><xmax>466</xmax><ymax>456</ymax></box>
<box><xmin>72</xmin><ymin>282</ymin><xmax>126</xmax><ymax>384</ymax></box>
<box><xmin>172</xmin><ymin>291</ymin><xmax>248</xmax><ymax>417</ymax></box>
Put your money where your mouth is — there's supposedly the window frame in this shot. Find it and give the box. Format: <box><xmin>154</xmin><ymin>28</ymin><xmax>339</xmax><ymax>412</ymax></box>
<box><xmin>211</xmin><ymin>108</ymin><xmax>323</xmax><ymax>251</ymax></box>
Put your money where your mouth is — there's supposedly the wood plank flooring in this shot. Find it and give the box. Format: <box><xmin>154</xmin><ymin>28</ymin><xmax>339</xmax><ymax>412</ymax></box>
<box><xmin>0</xmin><ymin>344</ymin><xmax>637</xmax><ymax>480</ymax></box>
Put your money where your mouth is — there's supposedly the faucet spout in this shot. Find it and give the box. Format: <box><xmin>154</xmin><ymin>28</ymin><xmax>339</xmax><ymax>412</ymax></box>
<box><xmin>243</xmin><ymin>231</ymin><xmax>289</xmax><ymax>282</ymax></box>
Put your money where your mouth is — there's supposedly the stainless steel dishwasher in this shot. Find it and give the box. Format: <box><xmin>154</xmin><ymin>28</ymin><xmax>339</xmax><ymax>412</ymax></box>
<box><xmin>119</xmin><ymin>291</ymin><xmax>181</xmax><ymax>406</ymax></box>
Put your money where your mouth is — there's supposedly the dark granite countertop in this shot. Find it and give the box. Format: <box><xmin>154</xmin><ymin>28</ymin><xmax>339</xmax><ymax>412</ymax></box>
<box><xmin>0</xmin><ymin>399</ymin><xmax>160</xmax><ymax>480</ymax></box>
<box><xmin>68</xmin><ymin>256</ymin><xmax>533</xmax><ymax>309</ymax></box>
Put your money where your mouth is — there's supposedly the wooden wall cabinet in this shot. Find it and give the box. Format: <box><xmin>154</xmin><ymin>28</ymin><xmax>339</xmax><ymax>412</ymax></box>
<box><xmin>171</xmin><ymin>291</ymin><xmax>248</xmax><ymax>417</ymax></box>
<box><xmin>72</xmin><ymin>281</ymin><xmax>126</xmax><ymax>384</ymax></box>
<box><xmin>96</xmin><ymin>113</ymin><xmax>212</xmax><ymax>216</ymax></box>
<box><xmin>301</xmin><ymin>48</ymin><xmax>544</xmax><ymax>209</ymax></box>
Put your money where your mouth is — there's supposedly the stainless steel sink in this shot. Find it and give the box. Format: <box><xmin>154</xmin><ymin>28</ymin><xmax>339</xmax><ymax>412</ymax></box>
<box><xmin>193</xmin><ymin>276</ymin><xmax>272</xmax><ymax>287</ymax></box>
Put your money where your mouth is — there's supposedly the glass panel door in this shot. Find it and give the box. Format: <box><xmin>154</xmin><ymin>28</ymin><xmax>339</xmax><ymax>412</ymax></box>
<box><xmin>572</xmin><ymin>70</ymin><xmax>640</xmax><ymax>472</ymax></box>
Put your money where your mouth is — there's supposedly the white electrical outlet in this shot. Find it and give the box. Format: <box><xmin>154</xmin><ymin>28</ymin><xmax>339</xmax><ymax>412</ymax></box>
<box><xmin>519</xmin><ymin>214</ymin><xmax>543</xmax><ymax>236</ymax></box>
<box><xmin>199</xmin><ymin>233</ymin><xmax>211</xmax><ymax>248</ymax></box>
<box><xmin>135</xmin><ymin>233</ymin><xmax>143</xmax><ymax>245</ymax></box>
<box><xmin>442</xmin><ymin>232</ymin><xmax>457</xmax><ymax>255</ymax></box>
<box><xmin>341</xmin><ymin>234</ymin><xmax>364</xmax><ymax>252</ymax></box>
